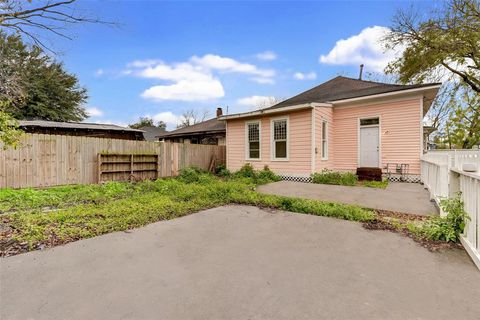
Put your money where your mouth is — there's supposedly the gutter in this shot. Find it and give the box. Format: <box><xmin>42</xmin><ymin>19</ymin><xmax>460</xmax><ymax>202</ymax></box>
<box><xmin>219</xmin><ymin>102</ymin><xmax>331</xmax><ymax>120</ymax></box>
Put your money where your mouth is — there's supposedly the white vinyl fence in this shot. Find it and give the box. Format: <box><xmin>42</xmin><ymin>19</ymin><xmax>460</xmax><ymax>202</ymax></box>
<box><xmin>421</xmin><ymin>150</ymin><xmax>480</xmax><ymax>270</ymax></box>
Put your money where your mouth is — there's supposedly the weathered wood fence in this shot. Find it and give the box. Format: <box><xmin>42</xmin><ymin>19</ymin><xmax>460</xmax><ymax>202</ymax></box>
<box><xmin>421</xmin><ymin>150</ymin><xmax>480</xmax><ymax>270</ymax></box>
<box><xmin>0</xmin><ymin>134</ymin><xmax>226</xmax><ymax>188</ymax></box>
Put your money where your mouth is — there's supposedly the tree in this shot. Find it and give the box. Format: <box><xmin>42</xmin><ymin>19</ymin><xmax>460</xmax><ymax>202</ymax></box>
<box><xmin>0</xmin><ymin>0</ymin><xmax>108</xmax><ymax>52</ymax></box>
<box><xmin>255</xmin><ymin>97</ymin><xmax>285</xmax><ymax>110</ymax></box>
<box><xmin>385</xmin><ymin>0</ymin><xmax>480</xmax><ymax>93</ymax></box>
<box><xmin>442</xmin><ymin>86</ymin><xmax>480</xmax><ymax>148</ymax></box>
<box><xmin>0</xmin><ymin>102</ymin><xmax>23</xmax><ymax>149</ymax></box>
<box><xmin>0</xmin><ymin>32</ymin><xmax>87</xmax><ymax>121</ymax></box>
<box><xmin>129</xmin><ymin>117</ymin><xmax>167</xmax><ymax>130</ymax></box>
<box><xmin>177</xmin><ymin>109</ymin><xmax>210</xmax><ymax>128</ymax></box>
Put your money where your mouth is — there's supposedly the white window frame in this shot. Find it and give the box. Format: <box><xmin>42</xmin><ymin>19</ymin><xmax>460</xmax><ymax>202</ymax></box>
<box><xmin>321</xmin><ymin>119</ymin><xmax>328</xmax><ymax>160</ymax></box>
<box><xmin>270</xmin><ymin>116</ymin><xmax>289</xmax><ymax>161</ymax></box>
<box><xmin>245</xmin><ymin>120</ymin><xmax>261</xmax><ymax>161</ymax></box>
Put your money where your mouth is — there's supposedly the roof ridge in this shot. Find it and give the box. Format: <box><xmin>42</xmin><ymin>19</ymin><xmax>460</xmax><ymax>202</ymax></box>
<box><xmin>336</xmin><ymin>75</ymin><xmax>401</xmax><ymax>86</ymax></box>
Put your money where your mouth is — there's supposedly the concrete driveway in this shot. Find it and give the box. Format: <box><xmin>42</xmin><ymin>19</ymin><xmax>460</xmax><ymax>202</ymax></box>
<box><xmin>2</xmin><ymin>205</ymin><xmax>479</xmax><ymax>320</ymax></box>
<box><xmin>258</xmin><ymin>181</ymin><xmax>438</xmax><ymax>215</ymax></box>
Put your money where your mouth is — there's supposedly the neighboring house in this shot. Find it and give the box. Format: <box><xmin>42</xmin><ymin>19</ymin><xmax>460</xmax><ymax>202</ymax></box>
<box><xmin>19</xmin><ymin>120</ymin><xmax>145</xmax><ymax>140</ymax></box>
<box><xmin>139</xmin><ymin>126</ymin><xmax>167</xmax><ymax>141</ymax></box>
<box><xmin>159</xmin><ymin>108</ymin><xmax>226</xmax><ymax>145</ymax></box>
<box><xmin>220</xmin><ymin>76</ymin><xmax>440</xmax><ymax>181</ymax></box>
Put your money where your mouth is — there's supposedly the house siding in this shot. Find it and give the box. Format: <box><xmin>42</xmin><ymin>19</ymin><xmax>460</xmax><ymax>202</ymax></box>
<box><xmin>332</xmin><ymin>97</ymin><xmax>422</xmax><ymax>174</ymax></box>
<box><xmin>226</xmin><ymin>109</ymin><xmax>312</xmax><ymax>176</ymax></box>
<box><xmin>315</xmin><ymin>107</ymin><xmax>334</xmax><ymax>171</ymax></box>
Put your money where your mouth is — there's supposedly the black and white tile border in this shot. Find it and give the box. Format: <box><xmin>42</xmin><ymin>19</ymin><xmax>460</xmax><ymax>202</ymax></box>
<box><xmin>384</xmin><ymin>174</ymin><xmax>421</xmax><ymax>183</ymax></box>
<box><xmin>277</xmin><ymin>174</ymin><xmax>312</xmax><ymax>183</ymax></box>
<box><xmin>276</xmin><ymin>174</ymin><xmax>421</xmax><ymax>184</ymax></box>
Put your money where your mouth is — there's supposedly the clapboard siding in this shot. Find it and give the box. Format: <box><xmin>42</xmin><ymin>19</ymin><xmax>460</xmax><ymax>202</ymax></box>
<box><xmin>332</xmin><ymin>98</ymin><xmax>422</xmax><ymax>174</ymax></box>
<box><xmin>226</xmin><ymin>109</ymin><xmax>312</xmax><ymax>175</ymax></box>
<box><xmin>315</xmin><ymin>106</ymin><xmax>334</xmax><ymax>171</ymax></box>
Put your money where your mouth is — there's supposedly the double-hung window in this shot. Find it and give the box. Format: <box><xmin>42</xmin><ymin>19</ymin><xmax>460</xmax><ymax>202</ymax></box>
<box><xmin>272</xmin><ymin>118</ymin><xmax>288</xmax><ymax>160</ymax></box>
<box><xmin>246</xmin><ymin>121</ymin><xmax>260</xmax><ymax>159</ymax></box>
<box><xmin>321</xmin><ymin>120</ymin><xmax>328</xmax><ymax>160</ymax></box>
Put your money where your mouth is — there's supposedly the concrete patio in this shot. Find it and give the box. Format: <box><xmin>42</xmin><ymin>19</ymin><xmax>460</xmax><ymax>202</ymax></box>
<box><xmin>258</xmin><ymin>181</ymin><xmax>438</xmax><ymax>215</ymax></box>
<box><xmin>1</xmin><ymin>205</ymin><xmax>479</xmax><ymax>320</ymax></box>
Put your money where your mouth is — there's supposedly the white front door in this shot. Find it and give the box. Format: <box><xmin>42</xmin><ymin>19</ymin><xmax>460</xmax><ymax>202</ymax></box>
<box><xmin>359</xmin><ymin>126</ymin><xmax>379</xmax><ymax>167</ymax></box>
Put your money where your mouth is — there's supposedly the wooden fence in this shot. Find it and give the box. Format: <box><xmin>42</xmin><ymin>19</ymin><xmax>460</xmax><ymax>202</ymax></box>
<box><xmin>421</xmin><ymin>150</ymin><xmax>480</xmax><ymax>271</ymax></box>
<box><xmin>0</xmin><ymin>134</ymin><xmax>226</xmax><ymax>189</ymax></box>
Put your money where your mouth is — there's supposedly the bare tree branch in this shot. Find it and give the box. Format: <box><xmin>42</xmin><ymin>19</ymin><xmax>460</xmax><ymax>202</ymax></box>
<box><xmin>0</xmin><ymin>0</ymin><xmax>115</xmax><ymax>52</ymax></box>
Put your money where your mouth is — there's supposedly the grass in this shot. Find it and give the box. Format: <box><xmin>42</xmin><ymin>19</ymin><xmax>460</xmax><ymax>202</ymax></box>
<box><xmin>0</xmin><ymin>165</ymin><xmax>466</xmax><ymax>256</ymax></box>
<box><xmin>311</xmin><ymin>169</ymin><xmax>388</xmax><ymax>189</ymax></box>
<box><xmin>357</xmin><ymin>179</ymin><xmax>389</xmax><ymax>189</ymax></box>
<box><xmin>311</xmin><ymin>169</ymin><xmax>358</xmax><ymax>186</ymax></box>
<box><xmin>0</xmin><ymin>168</ymin><xmax>373</xmax><ymax>256</ymax></box>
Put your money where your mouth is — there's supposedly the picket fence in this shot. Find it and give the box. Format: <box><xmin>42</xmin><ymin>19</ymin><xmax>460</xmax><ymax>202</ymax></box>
<box><xmin>421</xmin><ymin>149</ymin><xmax>480</xmax><ymax>270</ymax></box>
<box><xmin>0</xmin><ymin>134</ymin><xmax>226</xmax><ymax>189</ymax></box>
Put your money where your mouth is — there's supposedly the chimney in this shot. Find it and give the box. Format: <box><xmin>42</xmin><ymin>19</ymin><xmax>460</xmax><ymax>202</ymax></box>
<box><xmin>358</xmin><ymin>64</ymin><xmax>364</xmax><ymax>80</ymax></box>
<box><xmin>216</xmin><ymin>107</ymin><xmax>223</xmax><ymax>117</ymax></box>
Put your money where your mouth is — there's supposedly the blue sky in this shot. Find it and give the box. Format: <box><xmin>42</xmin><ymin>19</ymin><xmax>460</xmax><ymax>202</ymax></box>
<box><xmin>50</xmin><ymin>0</ymin><xmax>435</xmax><ymax>129</ymax></box>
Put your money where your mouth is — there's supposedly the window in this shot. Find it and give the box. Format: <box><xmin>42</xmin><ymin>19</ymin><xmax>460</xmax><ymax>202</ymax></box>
<box><xmin>272</xmin><ymin>118</ymin><xmax>288</xmax><ymax>160</ymax></box>
<box><xmin>321</xmin><ymin>120</ymin><xmax>328</xmax><ymax>160</ymax></box>
<box><xmin>246</xmin><ymin>121</ymin><xmax>260</xmax><ymax>159</ymax></box>
<box><xmin>360</xmin><ymin>118</ymin><xmax>379</xmax><ymax>126</ymax></box>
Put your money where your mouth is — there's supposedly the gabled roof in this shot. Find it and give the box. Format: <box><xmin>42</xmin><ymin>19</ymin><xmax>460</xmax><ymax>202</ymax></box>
<box><xmin>138</xmin><ymin>126</ymin><xmax>167</xmax><ymax>141</ymax></box>
<box><xmin>264</xmin><ymin>76</ymin><xmax>441</xmax><ymax>111</ymax></box>
<box><xmin>18</xmin><ymin>120</ymin><xmax>144</xmax><ymax>132</ymax></box>
<box><xmin>160</xmin><ymin>117</ymin><xmax>225</xmax><ymax>138</ymax></box>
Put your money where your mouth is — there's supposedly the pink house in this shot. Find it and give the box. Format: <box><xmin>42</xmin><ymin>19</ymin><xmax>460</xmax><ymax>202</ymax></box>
<box><xmin>220</xmin><ymin>76</ymin><xmax>441</xmax><ymax>181</ymax></box>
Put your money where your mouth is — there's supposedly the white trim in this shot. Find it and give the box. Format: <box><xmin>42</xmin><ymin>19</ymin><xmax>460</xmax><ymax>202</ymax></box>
<box><xmin>245</xmin><ymin>120</ymin><xmax>261</xmax><ymax>161</ymax></box>
<box><xmin>219</xmin><ymin>103</ymin><xmax>331</xmax><ymax>120</ymax></box>
<box><xmin>321</xmin><ymin>118</ymin><xmax>329</xmax><ymax>160</ymax></box>
<box><xmin>331</xmin><ymin>85</ymin><xmax>441</xmax><ymax>105</ymax></box>
<box><xmin>311</xmin><ymin>108</ymin><xmax>316</xmax><ymax>173</ymax></box>
<box><xmin>270</xmin><ymin>116</ymin><xmax>289</xmax><ymax>161</ymax></box>
<box><xmin>357</xmin><ymin>116</ymin><xmax>382</xmax><ymax>168</ymax></box>
<box><xmin>225</xmin><ymin>121</ymin><xmax>229</xmax><ymax>169</ymax></box>
<box><xmin>420</xmin><ymin>97</ymin><xmax>424</xmax><ymax>157</ymax></box>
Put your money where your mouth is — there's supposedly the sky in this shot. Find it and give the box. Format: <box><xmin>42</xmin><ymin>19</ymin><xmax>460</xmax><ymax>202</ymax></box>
<box><xmin>47</xmin><ymin>0</ymin><xmax>437</xmax><ymax>129</ymax></box>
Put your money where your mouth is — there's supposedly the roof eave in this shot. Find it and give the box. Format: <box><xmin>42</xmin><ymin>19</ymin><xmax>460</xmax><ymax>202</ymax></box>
<box><xmin>329</xmin><ymin>84</ymin><xmax>442</xmax><ymax>105</ymax></box>
<box><xmin>220</xmin><ymin>102</ymin><xmax>331</xmax><ymax>120</ymax></box>
<box><xmin>159</xmin><ymin>129</ymin><xmax>226</xmax><ymax>139</ymax></box>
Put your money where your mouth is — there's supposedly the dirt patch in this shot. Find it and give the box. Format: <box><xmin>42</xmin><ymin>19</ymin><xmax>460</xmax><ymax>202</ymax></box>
<box><xmin>363</xmin><ymin>211</ymin><xmax>462</xmax><ymax>252</ymax></box>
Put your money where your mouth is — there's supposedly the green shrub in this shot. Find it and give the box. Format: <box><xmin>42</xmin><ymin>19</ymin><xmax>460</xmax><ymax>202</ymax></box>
<box><xmin>215</xmin><ymin>164</ymin><xmax>231</xmax><ymax>177</ymax></box>
<box><xmin>257</xmin><ymin>165</ymin><xmax>281</xmax><ymax>184</ymax></box>
<box><xmin>235</xmin><ymin>163</ymin><xmax>257</xmax><ymax>178</ymax></box>
<box><xmin>177</xmin><ymin>166</ymin><xmax>204</xmax><ymax>183</ymax></box>
<box><xmin>417</xmin><ymin>194</ymin><xmax>469</xmax><ymax>242</ymax></box>
<box><xmin>311</xmin><ymin>169</ymin><xmax>358</xmax><ymax>186</ymax></box>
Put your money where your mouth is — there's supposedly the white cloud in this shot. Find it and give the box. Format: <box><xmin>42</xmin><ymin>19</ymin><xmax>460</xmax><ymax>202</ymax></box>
<box><xmin>141</xmin><ymin>79</ymin><xmax>224</xmax><ymax>102</ymax></box>
<box><xmin>294</xmin><ymin>72</ymin><xmax>317</xmax><ymax>80</ymax></box>
<box><xmin>86</xmin><ymin>107</ymin><xmax>103</xmax><ymax>117</ymax></box>
<box><xmin>250</xmin><ymin>77</ymin><xmax>275</xmax><ymax>84</ymax></box>
<box><xmin>152</xmin><ymin>111</ymin><xmax>182</xmax><ymax>128</ymax></box>
<box><xmin>90</xmin><ymin>119</ymin><xmax>129</xmax><ymax>128</ymax></box>
<box><xmin>126</xmin><ymin>54</ymin><xmax>276</xmax><ymax>102</ymax></box>
<box><xmin>237</xmin><ymin>95</ymin><xmax>276</xmax><ymax>107</ymax></box>
<box><xmin>319</xmin><ymin>26</ymin><xmax>401</xmax><ymax>72</ymax></box>
<box><xmin>190</xmin><ymin>54</ymin><xmax>275</xmax><ymax>78</ymax></box>
<box><xmin>256</xmin><ymin>51</ymin><xmax>277</xmax><ymax>61</ymax></box>
<box><xmin>94</xmin><ymin>69</ymin><xmax>104</xmax><ymax>77</ymax></box>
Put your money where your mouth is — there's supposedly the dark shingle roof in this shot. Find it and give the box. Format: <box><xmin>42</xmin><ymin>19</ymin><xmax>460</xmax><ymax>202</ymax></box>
<box><xmin>264</xmin><ymin>76</ymin><xmax>441</xmax><ymax>110</ymax></box>
<box><xmin>18</xmin><ymin>120</ymin><xmax>144</xmax><ymax>132</ymax></box>
<box><xmin>138</xmin><ymin>126</ymin><xmax>167</xmax><ymax>141</ymax></box>
<box><xmin>161</xmin><ymin>117</ymin><xmax>225</xmax><ymax>138</ymax></box>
